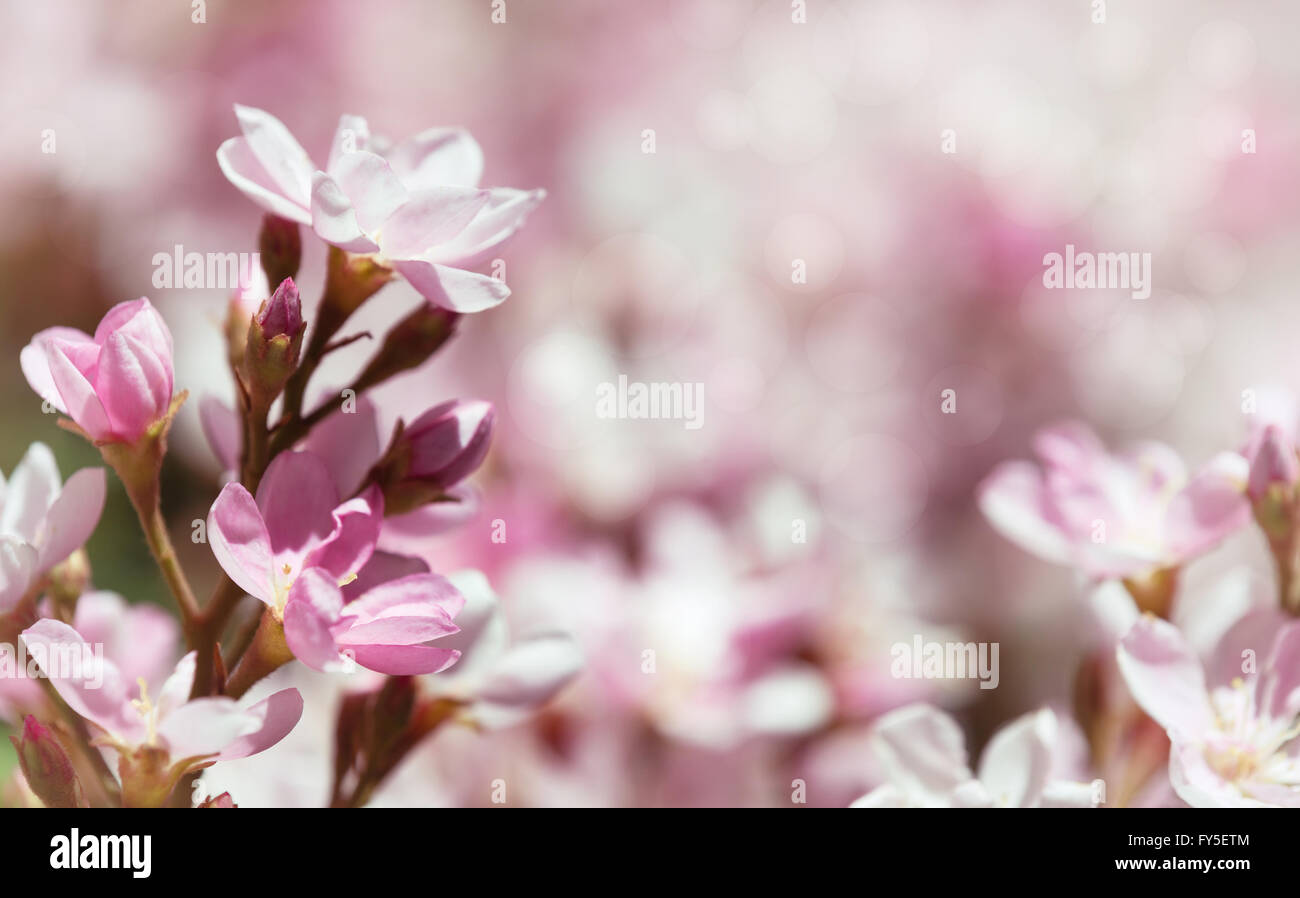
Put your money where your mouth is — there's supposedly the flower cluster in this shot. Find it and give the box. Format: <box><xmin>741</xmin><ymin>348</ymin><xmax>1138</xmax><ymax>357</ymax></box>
<box><xmin>0</xmin><ymin>106</ymin><xmax>577</xmax><ymax>808</ymax></box>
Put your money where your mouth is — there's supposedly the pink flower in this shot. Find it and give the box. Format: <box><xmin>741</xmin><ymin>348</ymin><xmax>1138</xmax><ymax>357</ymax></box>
<box><xmin>0</xmin><ymin>443</ymin><xmax>105</xmax><ymax>612</ymax></box>
<box><xmin>207</xmin><ymin>450</ymin><xmax>464</xmax><ymax>674</ymax></box>
<box><xmin>977</xmin><ymin>422</ymin><xmax>1249</xmax><ymax>579</ymax></box>
<box><xmin>20</xmin><ymin>619</ymin><xmax>302</xmax><ymax>774</ymax></box>
<box><xmin>217</xmin><ymin>105</ymin><xmax>544</xmax><ymax>313</ymax></box>
<box><xmin>21</xmin><ymin>298</ymin><xmax>175</xmax><ymax>444</ymax></box>
<box><xmin>1117</xmin><ymin>615</ymin><xmax>1300</xmax><ymax>807</ymax></box>
<box><xmin>850</xmin><ymin>704</ymin><xmax>1096</xmax><ymax>808</ymax></box>
<box><xmin>424</xmin><ymin>570</ymin><xmax>582</xmax><ymax>725</ymax></box>
<box><xmin>207</xmin><ymin>450</ymin><xmax>383</xmax><ymax>616</ymax></box>
<box><xmin>392</xmin><ymin>399</ymin><xmax>494</xmax><ymax>490</ymax></box>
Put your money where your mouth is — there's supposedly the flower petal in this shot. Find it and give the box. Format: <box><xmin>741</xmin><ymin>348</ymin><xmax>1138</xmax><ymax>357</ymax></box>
<box><xmin>35</xmin><ymin>466</ymin><xmax>105</xmax><ymax>573</ymax></box>
<box><xmin>1116</xmin><ymin>616</ymin><xmax>1214</xmax><ymax>740</ymax></box>
<box><xmin>282</xmin><ymin>570</ymin><xmax>345</xmax><ymax>672</ymax></box>
<box><xmin>45</xmin><ymin>338</ymin><xmax>111</xmax><ymax>441</ymax></box>
<box><xmin>309</xmin><ymin>171</ymin><xmax>381</xmax><ymax>253</ymax></box>
<box><xmin>976</xmin><ymin>708</ymin><xmax>1056</xmax><ymax>807</ymax></box>
<box><xmin>387</xmin><ymin>126</ymin><xmax>484</xmax><ymax>189</ymax></box>
<box><xmin>0</xmin><ymin>537</ymin><xmax>38</xmax><ymax>613</ymax></box>
<box><xmin>207</xmin><ymin>482</ymin><xmax>275</xmax><ymax>606</ymax></box>
<box><xmin>379</xmin><ymin>186</ymin><xmax>490</xmax><ymax>260</ymax></box>
<box><xmin>233</xmin><ymin>104</ymin><xmax>314</xmax><ymax>208</ymax></box>
<box><xmin>432</xmin><ymin>187</ymin><xmax>545</xmax><ymax>268</ymax></box>
<box><xmin>19</xmin><ymin>619</ymin><xmax>135</xmax><ymax>741</ymax></box>
<box><xmin>199</xmin><ymin>396</ymin><xmax>241</xmax><ymax>475</ymax></box>
<box><xmin>301</xmin><ymin>486</ymin><xmax>382</xmax><ymax>583</ymax></box>
<box><xmin>216</xmin><ymin>136</ymin><xmax>312</xmax><ymax>223</ymax></box>
<box><xmin>1</xmin><ymin>442</ymin><xmax>61</xmax><ymax>543</ymax></box>
<box><xmin>474</xmin><ymin>632</ymin><xmax>582</xmax><ymax>709</ymax></box>
<box><xmin>20</xmin><ymin>327</ymin><xmax>94</xmax><ymax>415</ymax></box>
<box><xmin>391</xmin><ymin>260</ymin><xmax>510</xmax><ymax>313</ymax></box>
<box><xmin>976</xmin><ymin>461</ymin><xmax>1074</xmax><ymax>566</ymax></box>
<box><xmin>327</xmin><ymin>114</ymin><xmax>372</xmax><ymax>171</ymax></box>
<box><xmin>349</xmin><ymin>643</ymin><xmax>460</xmax><ymax>676</ymax></box>
<box><xmin>215</xmin><ymin>688</ymin><xmax>304</xmax><ymax>761</ymax></box>
<box><xmin>869</xmin><ymin>703</ymin><xmax>973</xmax><ymax>807</ymax></box>
<box><xmin>94</xmin><ymin>331</ymin><xmax>171</xmax><ymax>442</ymax></box>
<box><xmin>157</xmin><ymin>697</ymin><xmax>258</xmax><ymax>762</ymax></box>
<box><xmin>255</xmin><ymin>451</ymin><xmax>342</xmax><ymax>571</ymax></box>
<box><xmin>330</xmin><ymin>150</ymin><xmax>409</xmax><ymax>235</ymax></box>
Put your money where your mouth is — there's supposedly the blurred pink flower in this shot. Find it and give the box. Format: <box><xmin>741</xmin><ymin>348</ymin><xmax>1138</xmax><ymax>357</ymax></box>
<box><xmin>217</xmin><ymin>105</ymin><xmax>543</xmax><ymax>312</ymax></box>
<box><xmin>851</xmin><ymin>704</ymin><xmax>1095</xmax><ymax>808</ymax></box>
<box><xmin>424</xmin><ymin>570</ymin><xmax>581</xmax><ymax>724</ymax></box>
<box><xmin>0</xmin><ymin>443</ymin><xmax>105</xmax><ymax>612</ymax></box>
<box><xmin>978</xmin><ymin>422</ymin><xmax>1249</xmax><ymax>580</ymax></box>
<box><xmin>207</xmin><ymin>450</ymin><xmax>383</xmax><ymax>614</ymax></box>
<box><xmin>20</xmin><ymin>618</ymin><xmax>302</xmax><ymax>774</ymax></box>
<box><xmin>20</xmin><ymin>298</ymin><xmax>175</xmax><ymax>444</ymax></box>
<box><xmin>1117</xmin><ymin>615</ymin><xmax>1300</xmax><ymax>808</ymax></box>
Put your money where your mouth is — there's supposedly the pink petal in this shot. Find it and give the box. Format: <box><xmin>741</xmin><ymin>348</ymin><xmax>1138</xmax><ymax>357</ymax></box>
<box><xmin>433</xmin><ymin>187</ymin><xmax>545</xmax><ymax>268</ymax></box>
<box><xmin>282</xmin><ymin>569</ymin><xmax>345</xmax><ymax>671</ymax></box>
<box><xmin>1116</xmin><ymin>616</ymin><xmax>1214</xmax><ymax>740</ymax></box>
<box><xmin>94</xmin><ymin>297</ymin><xmax>174</xmax><ymax>360</ymax></box>
<box><xmin>156</xmin><ymin>697</ymin><xmax>259</xmax><ymax>762</ymax></box>
<box><xmin>1168</xmin><ymin>740</ymin><xmax>1261</xmax><ymax>808</ymax></box>
<box><xmin>233</xmin><ymin>104</ymin><xmax>314</xmax><ymax>209</ymax></box>
<box><xmin>0</xmin><ymin>537</ymin><xmax>38</xmax><ymax>613</ymax></box>
<box><xmin>94</xmin><ymin>331</ymin><xmax>171</xmax><ymax>442</ymax></box>
<box><xmin>327</xmin><ymin>114</ymin><xmax>372</xmax><ymax>171</ymax></box>
<box><xmin>1258</xmin><ymin>622</ymin><xmax>1300</xmax><ymax>721</ymax></box>
<box><xmin>19</xmin><ymin>619</ymin><xmax>137</xmax><ymax>741</ymax></box>
<box><xmin>391</xmin><ymin>260</ymin><xmax>510</xmax><ymax>313</ymax></box>
<box><xmin>1033</xmin><ymin>421</ymin><xmax>1107</xmax><ymax>471</ymax></box>
<box><xmin>341</xmin><ymin>572</ymin><xmax>466</xmax><ymax>623</ymax></box>
<box><xmin>342</xmin><ymin>550</ymin><xmax>429</xmax><ymax>601</ymax></box>
<box><xmin>302</xmin><ymin>396</ymin><xmax>381</xmax><ymax>498</ymax></box>
<box><xmin>255</xmin><ymin>451</ymin><xmax>342</xmax><ymax>571</ymax></box>
<box><xmin>349</xmin><ymin>643</ymin><xmax>460</xmax><ymax>676</ymax></box>
<box><xmin>1</xmin><ymin>442</ymin><xmax>61</xmax><ymax>543</ymax></box>
<box><xmin>46</xmin><ymin>339</ymin><xmax>111</xmax><ymax>441</ymax></box>
<box><xmin>35</xmin><ymin>466</ymin><xmax>105</xmax><ymax>573</ymax></box>
<box><xmin>330</xmin><ymin>150</ymin><xmax>409</xmax><ymax>235</ymax></box>
<box><xmin>216</xmin><ymin>136</ymin><xmax>312</xmax><ymax>223</ymax></box>
<box><xmin>72</xmin><ymin>591</ymin><xmax>179</xmax><ymax>689</ymax></box>
<box><xmin>1164</xmin><ymin>452</ymin><xmax>1250</xmax><ymax>561</ymax></box>
<box><xmin>207</xmin><ymin>482</ymin><xmax>275</xmax><ymax>606</ymax></box>
<box><xmin>869</xmin><ymin>704</ymin><xmax>973</xmax><ymax>805</ymax></box>
<box><xmin>301</xmin><ymin>486</ymin><xmax>382</xmax><ymax>582</ymax></box>
<box><xmin>475</xmin><ymin>633</ymin><xmax>582</xmax><ymax>709</ymax></box>
<box><xmin>335</xmin><ymin>614</ymin><xmax>459</xmax><ymax>647</ymax></box>
<box><xmin>387</xmin><ymin>126</ymin><xmax>484</xmax><ymax>189</ymax></box>
<box><xmin>309</xmin><ymin>170</ymin><xmax>381</xmax><ymax>253</ymax></box>
<box><xmin>215</xmin><ymin>688</ymin><xmax>304</xmax><ymax>761</ymax></box>
<box><xmin>199</xmin><ymin>396</ymin><xmax>241</xmax><ymax>475</ymax></box>
<box><xmin>975</xmin><ymin>708</ymin><xmax>1056</xmax><ymax>807</ymax></box>
<box><xmin>20</xmin><ymin>327</ymin><xmax>94</xmax><ymax>415</ymax></box>
<box><xmin>379</xmin><ymin>186</ymin><xmax>490</xmax><ymax>260</ymax></box>
<box><xmin>976</xmin><ymin>461</ymin><xmax>1074</xmax><ymax>566</ymax></box>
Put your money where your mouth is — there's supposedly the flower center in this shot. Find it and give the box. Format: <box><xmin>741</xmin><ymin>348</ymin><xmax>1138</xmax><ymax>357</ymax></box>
<box><xmin>128</xmin><ymin>678</ymin><xmax>159</xmax><ymax>745</ymax></box>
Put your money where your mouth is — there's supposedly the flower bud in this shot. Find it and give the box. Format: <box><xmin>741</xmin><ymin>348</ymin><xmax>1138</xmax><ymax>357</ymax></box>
<box><xmin>21</xmin><ymin>298</ymin><xmax>175</xmax><ymax>445</ymax></box>
<box><xmin>351</xmin><ymin>304</ymin><xmax>459</xmax><ymax>394</ymax></box>
<box><xmin>198</xmin><ymin>791</ymin><xmax>237</xmax><ymax>808</ymax></box>
<box><xmin>242</xmin><ymin>277</ymin><xmax>305</xmax><ymax>406</ymax></box>
<box><xmin>9</xmin><ymin>716</ymin><xmax>87</xmax><ymax>808</ymax></box>
<box><xmin>1248</xmin><ymin>425</ymin><xmax>1300</xmax><ymax>505</ymax></box>
<box><xmin>372</xmin><ymin>401</ymin><xmax>493</xmax><ymax>515</ymax></box>
<box><xmin>258</xmin><ymin>214</ymin><xmax>302</xmax><ymax>290</ymax></box>
<box><xmin>47</xmin><ymin>548</ymin><xmax>91</xmax><ymax>619</ymax></box>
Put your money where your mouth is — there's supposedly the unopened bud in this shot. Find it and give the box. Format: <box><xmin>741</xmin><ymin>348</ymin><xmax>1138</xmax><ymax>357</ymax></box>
<box><xmin>371</xmin><ymin>401</ymin><xmax>493</xmax><ymax>515</ymax></box>
<box><xmin>259</xmin><ymin>214</ymin><xmax>302</xmax><ymax>290</ymax></box>
<box><xmin>243</xmin><ymin>277</ymin><xmax>305</xmax><ymax>405</ymax></box>
<box><xmin>1248</xmin><ymin>425</ymin><xmax>1300</xmax><ymax>504</ymax></box>
<box><xmin>48</xmin><ymin>548</ymin><xmax>91</xmax><ymax>618</ymax></box>
<box><xmin>198</xmin><ymin>791</ymin><xmax>237</xmax><ymax>808</ymax></box>
<box><xmin>10</xmin><ymin>716</ymin><xmax>87</xmax><ymax>808</ymax></box>
<box><xmin>352</xmin><ymin>305</ymin><xmax>460</xmax><ymax>395</ymax></box>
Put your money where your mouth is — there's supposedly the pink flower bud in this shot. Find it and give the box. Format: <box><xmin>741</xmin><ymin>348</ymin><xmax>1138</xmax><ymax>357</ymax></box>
<box><xmin>258</xmin><ymin>214</ymin><xmax>302</xmax><ymax>290</ymax></box>
<box><xmin>9</xmin><ymin>716</ymin><xmax>87</xmax><ymax>808</ymax></box>
<box><xmin>1248</xmin><ymin>425</ymin><xmax>1300</xmax><ymax>502</ymax></box>
<box><xmin>404</xmin><ymin>400</ymin><xmax>494</xmax><ymax>488</ymax></box>
<box><xmin>21</xmin><ymin>298</ymin><xmax>175</xmax><ymax>444</ymax></box>
<box><xmin>256</xmin><ymin>277</ymin><xmax>305</xmax><ymax>342</ymax></box>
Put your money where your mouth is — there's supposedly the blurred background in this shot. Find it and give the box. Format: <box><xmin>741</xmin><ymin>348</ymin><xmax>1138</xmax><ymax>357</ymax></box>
<box><xmin>1</xmin><ymin>0</ymin><xmax>1296</xmax><ymax>805</ymax></box>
